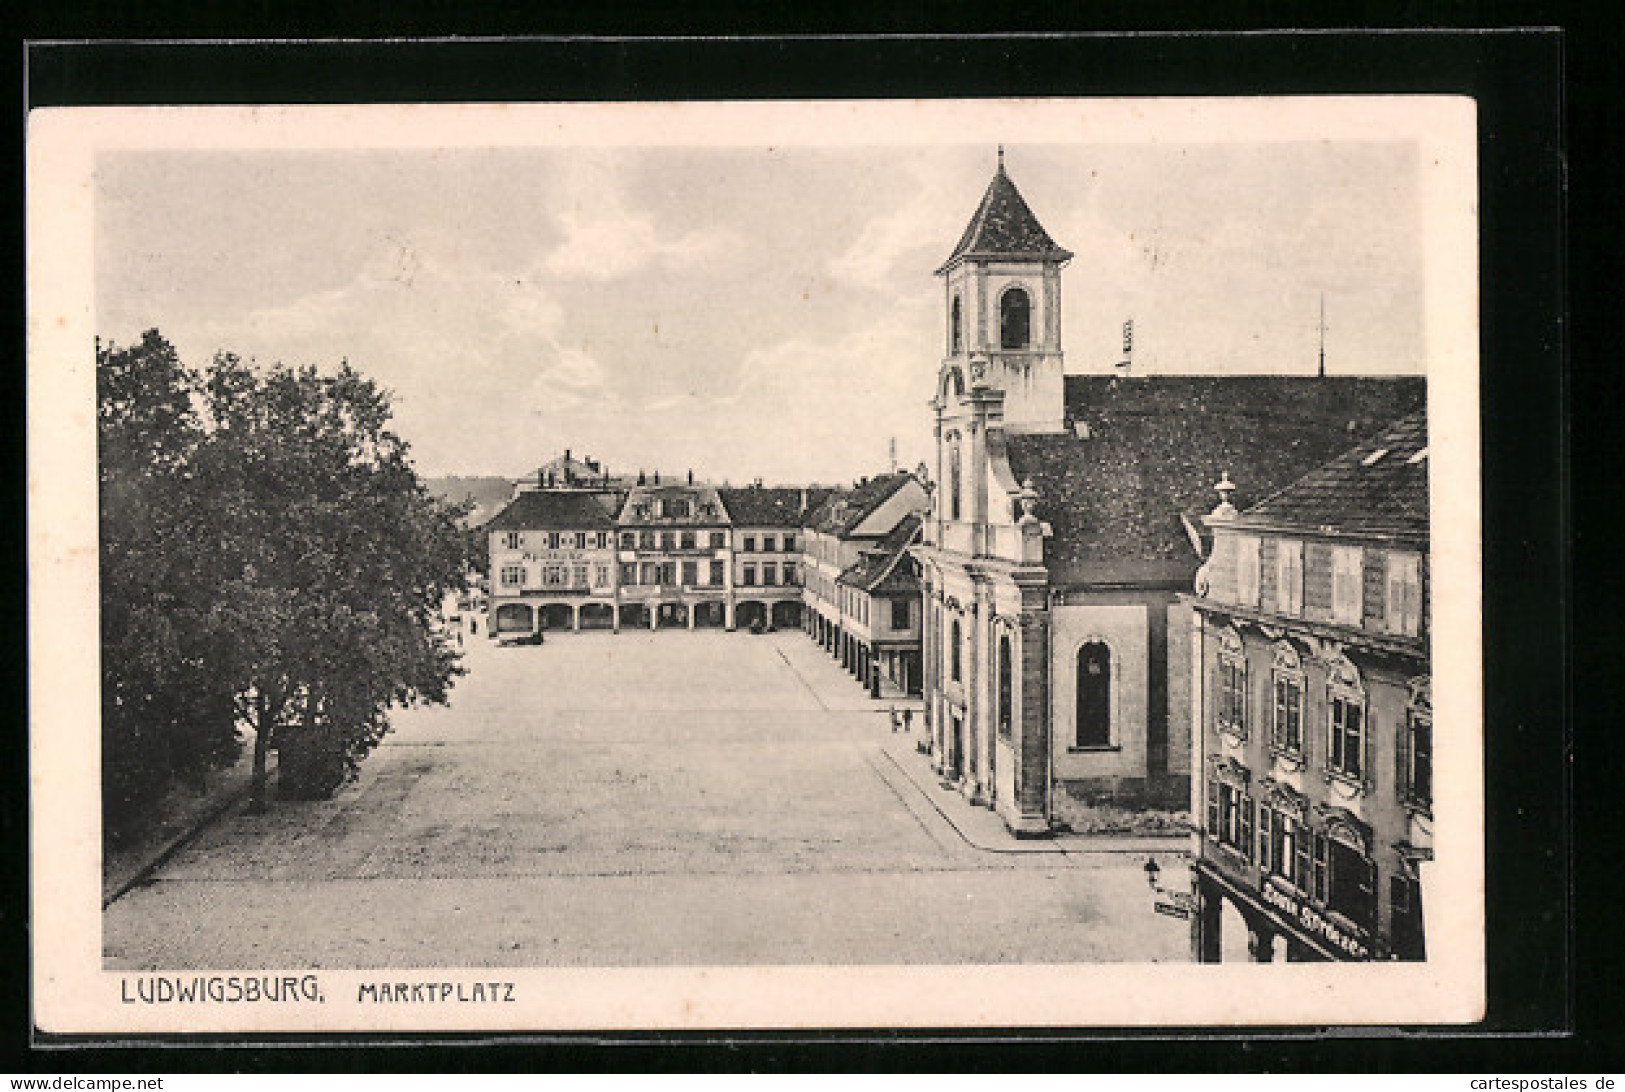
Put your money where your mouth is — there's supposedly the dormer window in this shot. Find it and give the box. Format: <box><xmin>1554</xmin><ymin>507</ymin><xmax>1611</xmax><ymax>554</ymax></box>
<box><xmin>1000</xmin><ymin>286</ymin><xmax>1031</xmax><ymax>350</ymax></box>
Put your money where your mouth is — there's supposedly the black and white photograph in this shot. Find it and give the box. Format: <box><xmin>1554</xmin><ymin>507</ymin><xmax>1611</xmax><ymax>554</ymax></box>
<box><xmin>28</xmin><ymin>94</ymin><xmax>1483</xmax><ymax>1032</ymax></box>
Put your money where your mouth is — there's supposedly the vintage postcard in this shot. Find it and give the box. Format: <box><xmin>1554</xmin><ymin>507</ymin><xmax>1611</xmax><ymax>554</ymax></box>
<box><xmin>28</xmin><ymin>96</ymin><xmax>1482</xmax><ymax>1033</ymax></box>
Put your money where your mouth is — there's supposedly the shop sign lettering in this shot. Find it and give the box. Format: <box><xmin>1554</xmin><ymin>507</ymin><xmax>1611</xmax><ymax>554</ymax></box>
<box><xmin>1261</xmin><ymin>881</ymin><xmax>1370</xmax><ymax>959</ymax></box>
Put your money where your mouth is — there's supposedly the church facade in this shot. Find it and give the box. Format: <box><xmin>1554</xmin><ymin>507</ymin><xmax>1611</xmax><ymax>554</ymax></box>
<box><xmin>914</xmin><ymin>156</ymin><xmax>1428</xmax><ymax>834</ymax></box>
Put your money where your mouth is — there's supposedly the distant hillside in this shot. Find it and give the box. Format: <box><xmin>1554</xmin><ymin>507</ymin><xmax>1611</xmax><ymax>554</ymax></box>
<box><xmin>425</xmin><ymin>476</ymin><xmax>515</xmax><ymax>527</ymax></box>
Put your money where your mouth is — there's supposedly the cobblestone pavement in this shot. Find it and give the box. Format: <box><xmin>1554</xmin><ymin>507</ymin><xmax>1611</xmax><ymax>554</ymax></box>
<box><xmin>104</xmin><ymin>629</ymin><xmax>1191</xmax><ymax>968</ymax></box>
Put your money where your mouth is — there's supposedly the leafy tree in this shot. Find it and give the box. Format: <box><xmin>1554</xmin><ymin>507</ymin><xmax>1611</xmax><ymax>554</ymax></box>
<box><xmin>97</xmin><ymin>330</ymin><xmax>469</xmax><ymax>836</ymax></box>
<box><xmin>193</xmin><ymin>353</ymin><xmax>468</xmax><ymax>803</ymax></box>
<box><xmin>98</xmin><ymin>331</ymin><xmax>239</xmax><ymax>840</ymax></box>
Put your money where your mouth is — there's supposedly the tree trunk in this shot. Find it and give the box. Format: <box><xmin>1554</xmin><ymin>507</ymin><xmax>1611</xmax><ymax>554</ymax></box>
<box><xmin>248</xmin><ymin>690</ymin><xmax>268</xmax><ymax>814</ymax></box>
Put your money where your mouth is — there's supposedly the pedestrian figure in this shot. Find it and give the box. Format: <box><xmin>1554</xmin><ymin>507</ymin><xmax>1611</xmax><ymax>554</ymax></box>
<box><xmin>903</xmin><ymin>708</ymin><xmax>913</xmax><ymax>733</ymax></box>
<box><xmin>889</xmin><ymin>708</ymin><xmax>900</xmax><ymax>733</ymax></box>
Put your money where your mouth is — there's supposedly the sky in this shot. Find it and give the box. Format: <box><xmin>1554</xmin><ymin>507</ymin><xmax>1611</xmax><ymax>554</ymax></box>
<box><xmin>95</xmin><ymin>138</ymin><xmax>1425</xmax><ymax>483</ymax></box>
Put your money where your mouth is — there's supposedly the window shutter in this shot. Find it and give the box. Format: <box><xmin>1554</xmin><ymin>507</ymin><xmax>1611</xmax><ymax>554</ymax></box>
<box><xmin>1397</xmin><ymin>713</ymin><xmax>1412</xmax><ymax>802</ymax></box>
<box><xmin>1258</xmin><ymin>806</ymin><xmax>1272</xmax><ymax>872</ymax></box>
<box><xmin>1241</xmin><ymin>794</ymin><xmax>1255</xmax><ymax>861</ymax></box>
<box><xmin>1206</xmin><ymin>778</ymin><xmax>1219</xmax><ymax>838</ymax></box>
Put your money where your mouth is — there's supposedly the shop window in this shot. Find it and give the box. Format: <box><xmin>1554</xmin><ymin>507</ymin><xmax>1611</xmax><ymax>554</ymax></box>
<box><xmin>500</xmin><ymin>564</ymin><xmax>525</xmax><ymax>588</ymax></box>
<box><xmin>1275</xmin><ymin>538</ymin><xmax>1304</xmax><ymax>615</ymax></box>
<box><xmin>1390</xmin><ymin>875</ymin><xmax>1426</xmax><ymax>961</ymax></box>
<box><xmin>1235</xmin><ymin>535</ymin><xmax>1261</xmax><ymax>607</ymax></box>
<box><xmin>1270</xmin><ymin>643</ymin><xmax>1305</xmax><ymax>759</ymax></box>
<box><xmin>1075</xmin><ymin>641</ymin><xmax>1111</xmax><ymax>748</ymax></box>
<box><xmin>1000</xmin><ymin>286</ymin><xmax>1031</xmax><ymax>349</ymax></box>
<box><xmin>1327</xmin><ymin>838</ymin><xmax>1377</xmax><ymax>927</ymax></box>
<box><xmin>892</xmin><ymin>598</ymin><xmax>910</xmax><ymax>631</ymax></box>
<box><xmin>1217</xmin><ymin>629</ymin><xmax>1247</xmax><ymax>740</ymax></box>
<box><xmin>1326</xmin><ymin>658</ymin><xmax>1367</xmax><ymax>783</ymax></box>
<box><xmin>997</xmin><ymin>633</ymin><xmax>1013</xmax><ymax>739</ymax></box>
<box><xmin>1331</xmin><ymin>545</ymin><xmax>1364</xmax><ymax>625</ymax></box>
<box><xmin>1386</xmin><ymin>551</ymin><xmax>1423</xmax><ymax>637</ymax></box>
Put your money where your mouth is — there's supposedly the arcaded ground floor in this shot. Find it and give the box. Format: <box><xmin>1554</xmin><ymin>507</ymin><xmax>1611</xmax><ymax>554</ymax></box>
<box><xmin>105</xmin><ymin>630</ymin><xmax>1188</xmax><ymax>969</ymax></box>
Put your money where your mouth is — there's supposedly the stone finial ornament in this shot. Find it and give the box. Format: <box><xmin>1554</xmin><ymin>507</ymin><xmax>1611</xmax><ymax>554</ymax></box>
<box><xmin>1210</xmin><ymin>471</ymin><xmax>1238</xmax><ymax>520</ymax></box>
<box><xmin>1017</xmin><ymin>478</ymin><xmax>1040</xmax><ymax>524</ymax></box>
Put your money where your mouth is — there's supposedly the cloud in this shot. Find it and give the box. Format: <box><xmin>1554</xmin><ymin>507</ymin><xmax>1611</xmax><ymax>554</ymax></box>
<box><xmin>825</xmin><ymin>157</ymin><xmax>958</xmax><ymax>289</ymax></box>
<box><xmin>527</xmin><ymin>345</ymin><xmax>623</xmax><ymax>415</ymax></box>
<box><xmin>540</xmin><ymin>160</ymin><xmax>738</xmax><ymax>282</ymax></box>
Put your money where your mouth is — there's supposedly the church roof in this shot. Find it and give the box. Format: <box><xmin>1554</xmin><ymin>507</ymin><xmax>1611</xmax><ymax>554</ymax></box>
<box><xmin>1004</xmin><ymin>375</ymin><xmax>1427</xmax><ymax>585</ymax></box>
<box><xmin>483</xmin><ymin>490</ymin><xmax>623</xmax><ymax>532</ymax></box>
<box><xmin>937</xmin><ymin>161</ymin><xmax>1073</xmax><ymax>274</ymax></box>
<box><xmin>1233</xmin><ymin>412</ymin><xmax>1429</xmax><ymax>542</ymax></box>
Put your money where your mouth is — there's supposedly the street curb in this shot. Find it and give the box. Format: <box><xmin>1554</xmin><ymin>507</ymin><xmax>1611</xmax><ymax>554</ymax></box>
<box><xmin>102</xmin><ymin>775</ymin><xmax>260</xmax><ymax>909</ymax></box>
<box><xmin>877</xmin><ymin>744</ymin><xmax>1189</xmax><ymax>857</ymax></box>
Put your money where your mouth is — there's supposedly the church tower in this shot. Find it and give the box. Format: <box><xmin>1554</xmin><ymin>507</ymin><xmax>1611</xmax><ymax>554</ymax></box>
<box><xmin>935</xmin><ymin>149</ymin><xmax>1072</xmax><ymax>434</ymax></box>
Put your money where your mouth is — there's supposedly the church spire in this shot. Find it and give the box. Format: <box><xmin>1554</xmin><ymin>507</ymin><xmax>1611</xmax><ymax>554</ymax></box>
<box><xmin>936</xmin><ymin>149</ymin><xmax>1072</xmax><ymax>275</ymax></box>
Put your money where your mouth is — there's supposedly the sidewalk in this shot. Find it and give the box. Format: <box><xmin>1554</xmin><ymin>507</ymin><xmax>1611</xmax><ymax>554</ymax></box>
<box><xmin>102</xmin><ymin>741</ymin><xmax>270</xmax><ymax>907</ymax></box>
<box><xmin>874</xmin><ymin>730</ymin><xmax>1189</xmax><ymax>857</ymax></box>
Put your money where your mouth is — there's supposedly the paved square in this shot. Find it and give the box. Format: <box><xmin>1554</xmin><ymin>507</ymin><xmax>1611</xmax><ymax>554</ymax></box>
<box><xmin>104</xmin><ymin>630</ymin><xmax>1190</xmax><ymax>968</ymax></box>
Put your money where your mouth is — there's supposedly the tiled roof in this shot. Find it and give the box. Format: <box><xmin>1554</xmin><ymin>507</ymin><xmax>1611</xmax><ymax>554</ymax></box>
<box><xmin>1004</xmin><ymin>375</ymin><xmax>1427</xmax><ymax>585</ymax></box>
<box><xmin>483</xmin><ymin>490</ymin><xmax>623</xmax><ymax>531</ymax></box>
<box><xmin>618</xmin><ymin>484</ymin><xmax>729</xmax><ymax>525</ymax></box>
<box><xmin>838</xmin><ymin>514</ymin><xmax>923</xmax><ymax>593</ymax></box>
<box><xmin>718</xmin><ymin>486</ymin><xmax>833</xmax><ymax>528</ymax></box>
<box><xmin>1235</xmin><ymin>412</ymin><xmax>1429</xmax><ymax>540</ymax></box>
<box><xmin>937</xmin><ymin>163</ymin><xmax>1073</xmax><ymax>274</ymax></box>
<box><xmin>809</xmin><ymin>472</ymin><xmax>918</xmax><ymax>537</ymax></box>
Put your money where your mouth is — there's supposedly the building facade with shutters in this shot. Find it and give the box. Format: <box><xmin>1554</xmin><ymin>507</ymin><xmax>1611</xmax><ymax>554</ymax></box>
<box><xmin>1186</xmin><ymin>413</ymin><xmax>1432</xmax><ymax>962</ymax></box>
<box><xmin>487</xmin><ymin>489</ymin><xmax>624</xmax><ymax>636</ymax></box>
<box><xmin>717</xmin><ymin>486</ymin><xmax>829</xmax><ymax>632</ymax></box>
<box><xmin>613</xmin><ymin>482</ymin><xmax>734</xmax><ymax>630</ymax></box>
<box><xmin>914</xmin><ymin>154</ymin><xmax>1429</xmax><ymax>835</ymax></box>
<box><xmin>802</xmin><ymin>472</ymin><xmax>931</xmax><ymax>695</ymax></box>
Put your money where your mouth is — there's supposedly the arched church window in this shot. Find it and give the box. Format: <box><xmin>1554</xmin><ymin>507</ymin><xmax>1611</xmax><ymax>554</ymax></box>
<box><xmin>1076</xmin><ymin>641</ymin><xmax>1111</xmax><ymax>747</ymax></box>
<box><xmin>998</xmin><ymin>633</ymin><xmax>1013</xmax><ymax>739</ymax></box>
<box><xmin>1001</xmin><ymin>286</ymin><xmax>1032</xmax><ymax>350</ymax></box>
<box><xmin>950</xmin><ymin>619</ymin><xmax>963</xmax><ymax>683</ymax></box>
<box><xmin>949</xmin><ymin>443</ymin><xmax>962</xmax><ymax>521</ymax></box>
<box><xmin>951</xmin><ymin>296</ymin><xmax>963</xmax><ymax>353</ymax></box>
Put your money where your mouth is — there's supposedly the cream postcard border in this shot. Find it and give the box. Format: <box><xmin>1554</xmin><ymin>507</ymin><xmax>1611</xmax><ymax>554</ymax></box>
<box><xmin>27</xmin><ymin>96</ymin><xmax>1483</xmax><ymax>1033</ymax></box>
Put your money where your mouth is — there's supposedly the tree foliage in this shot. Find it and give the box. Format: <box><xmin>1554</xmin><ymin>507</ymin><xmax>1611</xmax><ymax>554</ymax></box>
<box><xmin>98</xmin><ymin>331</ymin><xmax>468</xmax><ymax>838</ymax></box>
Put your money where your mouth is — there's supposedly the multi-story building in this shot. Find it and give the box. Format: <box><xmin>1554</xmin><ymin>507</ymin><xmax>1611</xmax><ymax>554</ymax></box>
<box><xmin>1187</xmin><ymin>412</ymin><xmax>1431</xmax><ymax>962</ymax></box>
<box><xmin>615</xmin><ymin>481</ymin><xmax>733</xmax><ymax>629</ymax></box>
<box><xmin>803</xmin><ymin>472</ymin><xmax>930</xmax><ymax>692</ymax></box>
<box><xmin>717</xmin><ymin>486</ymin><xmax>827</xmax><ymax>631</ymax></box>
<box><xmin>914</xmin><ymin>153</ymin><xmax>1428</xmax><ymax>832</ymax></box>
<box><xmin>486</xmin><ymin>490</ymin><xmax>622</xmax><ymax>636</ymax></box>
<box><xmin>834</xmin><ymin>513</ymin><xmax>925</xmax><ymax>697</ymax></box>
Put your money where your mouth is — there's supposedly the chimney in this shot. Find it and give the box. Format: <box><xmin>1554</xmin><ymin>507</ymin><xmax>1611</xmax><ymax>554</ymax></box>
<box><xmin>638</xmin><ymin>469</ymin><xmax>647</xmax><ymax>486</ymax></box>
<box><xmin>564</xmin><ymin>447</ymin><xmax>571</xmax><ymax>464</ymax></box>
<box><xmin>799</xmin><ymin>487</ymin><xmax>808</xmax><ymax>512</ymax></box>
<box><xmin>654</xmin><ymin>470</ymin><xmax>661</xmax><ymax>485</ymax></box>
<box><xmin>687</xmin><ymin>468</ymin><xmax>694</xmax><ymax>485</ymax></box>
